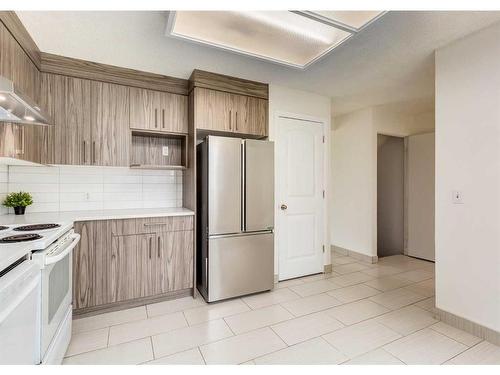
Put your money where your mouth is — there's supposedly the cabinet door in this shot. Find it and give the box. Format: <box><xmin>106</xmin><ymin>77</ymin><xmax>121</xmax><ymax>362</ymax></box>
<box><xmin>129</xmin><ymin>87</ymin><xmax>157</xmax><ymax>130</ymax></box>
<box><xmin>0</xmin><ymin>22</ymin><xmax>39</xmax><ymax>102</ymax></box>
<box><xmin>247</xmin><ymin>96</ymin><xmax>268</xmax><ymax>137</ymax></box>
<box><xmin>234</xmin><ymin>94</ymin><xmax>268</xmax><ymax>137</ymax></box>
<box><xmin>92</xmin><ymin>82</ymin><xmax>130</xmax><ymax>166</ymax></box>
<box><xmin>109</xmin><ymin>233</ymin><xmax>156</xmax><ymax>302</ymax></box>
<box><xmin>194</xmin><ymin>87</ymin><xmax>232</xmax><ymax>132</ymax></box>
<box><xmin>156</xmin><ymin>230</ymin><xmax>193</xmax><ymax>294</ymax></box>
<box><xmin>60</xmin><ymin>77</ymin><xmax>91</xmax><ymax>165</ymax></box>
<box><xmin>73</xmin><ymin>220</ymin><xmax>111</xmax><ymax>310</ymax></box>
<box><xmin>38</xmin><ymin>73</ymin><xmax>63</xmax><ymax>164</ymax></box>
<box><xmin>159</xmin><ymin>92</ymin><xmax>188</xmax><ymax>134</ymax></box>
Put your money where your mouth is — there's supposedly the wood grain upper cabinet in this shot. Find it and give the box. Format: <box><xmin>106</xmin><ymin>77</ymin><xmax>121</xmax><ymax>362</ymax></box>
<box><xmin>91</xmin><ymin>82</ymin><xmax>130</xmax><ymax>166</ymax></box>
<box><xmin>129</xmin><ymin>87</ymin><xmax>188</xmax><ymax>134</ymax></box>
<box><xmin>194</xmin><ymin>88</ymin><xmax>232</xmax><ymax>132</ymax></box>
<box><xmin>194</xmin><ymin>87</ymin><xmax>268</xmax><ymax>137</ymax></box>
<box><xmin>239</xmin><ymin>96</ymin><xmax>268</xmax><ymax>137</ymax></box>
<box><xmin>60</xmin><ymin>76</ymin><xmax>91</xmax><ymax>165</ymax></box>
<box><xmin>0</xmin><ymin>22</ymin><xmax>40</xmax><ymax>103</ymax></box>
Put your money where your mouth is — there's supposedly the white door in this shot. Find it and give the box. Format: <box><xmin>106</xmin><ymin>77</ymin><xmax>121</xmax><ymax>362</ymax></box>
<box><xmin>277</xmin><ymin>116</ymin><xmax>324</xmax><ymax>280</ymax></box>
<box><xmin>407</xmin><ymin>132</ymin><xmax>435</xmax><ymax>261</ymax></box>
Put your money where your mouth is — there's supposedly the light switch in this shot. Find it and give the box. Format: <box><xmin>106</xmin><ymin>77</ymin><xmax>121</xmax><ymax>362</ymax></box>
<box><xmin>162</xmin><ymin>146</ymin><xmax>169</xmax><ymax>156</ymax></box>
<box><xmin>452</xmin><ymin>190</ymin><xmax>463</xmax><ymax>204</ymax></box>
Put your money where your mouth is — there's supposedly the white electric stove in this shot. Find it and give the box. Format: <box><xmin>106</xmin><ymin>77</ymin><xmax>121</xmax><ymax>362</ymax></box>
<box><xmin>0</xmin><ymin>222</ymin><xmax>79</xmax><ymax>365</ymax></box>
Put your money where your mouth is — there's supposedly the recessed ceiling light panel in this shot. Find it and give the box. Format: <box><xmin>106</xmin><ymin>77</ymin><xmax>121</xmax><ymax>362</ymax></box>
<box><xmin>166</xmin><ymin>11</ymin><xmax>386</xmax><ymax>69</ymax></box>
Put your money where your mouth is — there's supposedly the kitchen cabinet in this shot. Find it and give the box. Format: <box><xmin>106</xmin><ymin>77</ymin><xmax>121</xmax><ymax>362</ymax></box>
<box><xmin>194</xmin><ymin>88</ymin><xmax>232</xmax><ymax>132</ymax></box>
<box><xmin>110</xmin><ymin>233</ymin><xmax>156</xmax><ymax>302</ymax></box>
<box><xmin>41</xmin><ymin>74</ymin><xmax>131</xmax><ymax>167</ymax></box>
<box><xmin>73</xmin><ymin>220</ymin><xmax>112</xmax><ymax>310</ymax></box>
<box><xmin>73</xmin><ymin>215</ymin><xmax>194</xmax><ymax>315</ymax></box>
<box><xmin>194</xmin><ymin>87</ymin><xmax>268</xmax><ymax>137</ymax></box>
<box><xmin>91</xmin><ymin>81</ymin><xmax>130</xmax><ymax>166</ymax></box>
<box><xmin>60</xmin><ymin>76</ymin><xmax>91</xmax><ymax>165</ymax></box>
<box><xmin>156</xmin><ymin>230</ymin><xmax>194</xmax><ymax>294</ymax></box>
<box><xmin>129</xmin><ymin>87</ymin><xmax>188</xmax><ymax>134</ymax></box>
<box><xmin>0</xmin><ymin>22</ymin><xmax>40</xmax><ymax>103</ymax></box>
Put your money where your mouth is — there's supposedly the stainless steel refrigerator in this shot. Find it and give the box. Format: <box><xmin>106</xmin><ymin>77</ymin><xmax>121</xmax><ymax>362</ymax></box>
<box><xmin>197</xmin><ymin>135</ymin><xmax>274</xmax><ymax>302</ymax></box>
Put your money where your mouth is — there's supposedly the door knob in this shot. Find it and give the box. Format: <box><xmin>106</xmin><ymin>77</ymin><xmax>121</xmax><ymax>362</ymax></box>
<box><xmin>280</xmin><ymin>204</ymin><xmax>288</xmax><ymax>210</ymax></box>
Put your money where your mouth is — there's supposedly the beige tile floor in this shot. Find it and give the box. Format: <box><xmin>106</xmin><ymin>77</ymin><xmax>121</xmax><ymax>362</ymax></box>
<box><xmin>63</xmin><ymin>253</ymin><xmax>500</xmax><ymax>365</ymax></box>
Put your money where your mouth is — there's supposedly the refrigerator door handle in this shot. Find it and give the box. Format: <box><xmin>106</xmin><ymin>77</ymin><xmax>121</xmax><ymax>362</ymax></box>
<box><xmin>241</xmin><ymin>141</ymin><xmax>246</xmax><ymax>232</ymax></box>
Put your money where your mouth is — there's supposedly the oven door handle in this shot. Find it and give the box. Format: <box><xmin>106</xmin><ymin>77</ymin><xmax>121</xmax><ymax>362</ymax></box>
<box><xmin>45</xmin><ymin>233</ymin><xmax>80</xmax><ymax>266</ymax></box>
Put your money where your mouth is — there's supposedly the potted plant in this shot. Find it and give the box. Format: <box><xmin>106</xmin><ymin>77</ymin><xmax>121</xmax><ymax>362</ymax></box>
<box><xmin>3</xmin><ymin>191</ymin><xmax>34</xmax><ymax>215</ymax></box>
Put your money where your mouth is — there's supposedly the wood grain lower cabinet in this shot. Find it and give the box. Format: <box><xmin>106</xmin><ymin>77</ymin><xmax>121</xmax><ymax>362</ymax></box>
<box><xmin>156</xmin><ymin>230</ymin><xmax>194</xmax><ymax>294</ymax></box>
<box><xmin>73</xmin><ymin>220</ymin><xmax>111</xmax><ymax>310</ymax></box>
<box><xmin>73</xmin><ymin>216</ymin><xmax>194</xmax><ymax>315</ymax></box>
<box><xmin>109</xmin><ymin>233</ymin><xmax>156</xmax><ymax>302</ymax></box>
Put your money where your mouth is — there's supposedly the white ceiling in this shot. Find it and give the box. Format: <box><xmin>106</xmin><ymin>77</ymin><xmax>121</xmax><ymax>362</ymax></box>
<box><xmin>17</xmin><ymin>11</ymin><xmax>500</xmax><ymax>115</ymax></box>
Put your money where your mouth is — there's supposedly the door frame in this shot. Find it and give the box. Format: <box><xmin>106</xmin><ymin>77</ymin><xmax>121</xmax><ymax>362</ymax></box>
<box><xmin>273</xmin><ymin>111</ymin><xmax>330</xmax><ymax>280</ymax></box>
<box><xmin>376</xmin><ymin>133</ymin><xmax>406</xmax><ymax>258</ymax></box>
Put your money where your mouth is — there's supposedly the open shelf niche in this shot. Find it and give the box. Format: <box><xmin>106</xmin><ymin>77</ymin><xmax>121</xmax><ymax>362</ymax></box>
<box><xmin>130</xmin><ymin>129</ymin><xmax>188</xmax><ymax>170</ymax></box>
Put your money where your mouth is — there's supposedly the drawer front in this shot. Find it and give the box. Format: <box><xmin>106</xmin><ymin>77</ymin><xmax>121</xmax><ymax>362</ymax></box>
<box><xmin>138</xmin><ymin>216</ymin><xmax>194</xmax><ymax>233</ymax></box>
<box><xmin>110</xmin><ymin>216</ymin><xmax>194</xmax><ymax>235</ymax></box>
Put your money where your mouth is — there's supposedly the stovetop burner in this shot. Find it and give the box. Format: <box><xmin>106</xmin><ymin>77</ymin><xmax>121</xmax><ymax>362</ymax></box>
<box><xmin>0</xmin><ymin>233</ymin><xmax>43</xmax><ymax>243</ymax></box>
<box><xmin>0</xmin><ymin>226</ymin><xmax>9</xmax><ymax>231</ymax></box>
<box><xmin>13</xmin><ymin>223</ymin><xmax>61</xmax><ymax>232</ymax></box>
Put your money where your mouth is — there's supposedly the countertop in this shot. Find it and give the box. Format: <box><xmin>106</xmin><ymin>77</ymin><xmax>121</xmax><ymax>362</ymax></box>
<box><xmin>0</xmin><ymin>207</ymin><xmax>195</xmax><ymax>225</ymax></box>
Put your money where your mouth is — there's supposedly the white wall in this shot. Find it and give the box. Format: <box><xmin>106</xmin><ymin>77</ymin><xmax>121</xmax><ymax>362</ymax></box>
<box><xmin>0</xmin><ymin>165</ymin><xmax>8</xmax><ymax>215</ymax></box>
<box><xmin>3</xmin><ymin>165</ymin><xmax>182</xmax><ymax>214</ymax></box>
<box><xmin>331</xmin><ymin>108</ymin><xmax>374</xmax><ymax>257</ymax></box>
<box><xmin>331</xmin><ymin>106</ymin><xmax>435</xmax><ymax>257</ymax></box>
<box><xmin>269</xmin><ymin>84</ymin><xmax>332</xmax><ymax>274</ymax></box>
<box><xmin>435</xmin><ymin>23</ymin><xmax>500</xmax><ymax>332</ymax></box>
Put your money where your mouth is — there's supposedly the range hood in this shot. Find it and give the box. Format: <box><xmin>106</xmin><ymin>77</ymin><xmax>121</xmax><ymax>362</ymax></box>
<box><xmin>0</xmin><ymin>76</ymin><xmax>52</xmax><ymax>126</ymax></box>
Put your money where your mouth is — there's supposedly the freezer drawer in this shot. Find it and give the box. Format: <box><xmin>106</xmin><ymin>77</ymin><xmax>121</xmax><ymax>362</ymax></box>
<box><xmin>208</xmin><ymin>232</ymin><xmax>274</xmax><ymax>302</ymax></box>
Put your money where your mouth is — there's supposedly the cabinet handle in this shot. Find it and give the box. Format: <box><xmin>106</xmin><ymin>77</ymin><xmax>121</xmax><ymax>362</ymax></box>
<box><xmin>229</xmin><ymin>110</ymin><xmax>232</xmax><ymax>130</ymax></box>
<box><xmin>205</xmin><ymin>258</ymin><xmax>208</xmax><ymax>287</ymax></box>
<box><xmin>154</xmin><ymin>108</ymin><xmax>158</xmax><ymax>128</ymax></box>
<box><xmin>157</xmin><ymin>236</ymin><xmax>161</xmax><ymax>258</ymax></box>
<box><xmin>83</xmin><ymin>141</ymin><xmax>86</xmax><ymax>163</ymax></box>
<box><xmin>236</xmin><ymin>111</ymin><xmax>238</xmax><ymax>131</ymax></box>
<box><xmin>162</xmin><ymin>109</ymin><xmax>165</xmax><ymax>129</ymax></box>
<box><xmin>92</xmin><ymin>141</ymin><xmax>96</xmax><ymax>164</ymax></box>
<box><xmin>143</xmin><ymin>222</ymin><xmax>168</xmax><ymax>227</ymax></box>
<box><xmin>149</xmin><ymin>237</ymin><xmax>152</xmax><ymax>259</ymax></box>
<box><xmin>21</xmin><ymin>127</ymin><xmax>25</xmax><ymax>155</ymax></box>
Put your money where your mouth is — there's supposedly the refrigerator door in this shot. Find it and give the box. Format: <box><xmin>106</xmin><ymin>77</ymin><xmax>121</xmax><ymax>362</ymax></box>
<box><xmin>245</xmin><ymin>139</ymin><xmax>274</xmax><ymax>232</ymax></box>
<box><xmin>208</xmin><ymin>136</ymin><xmax>242</xmax><ymax>235</ymax></box>
<box><xmin>208</xmin><ymin>232</ymin><xmax>274</xmax><ymax>302</ymax></box>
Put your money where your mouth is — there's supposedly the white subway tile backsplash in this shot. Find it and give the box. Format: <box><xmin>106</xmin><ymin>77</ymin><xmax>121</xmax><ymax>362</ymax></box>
<box><xmin>2</xmin><ymin>165</ymin><xmax>182</xmax><ymax>214</ymax></box>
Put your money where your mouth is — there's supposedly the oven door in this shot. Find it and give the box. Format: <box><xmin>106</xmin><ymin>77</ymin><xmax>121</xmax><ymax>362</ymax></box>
<box><xmin>39</xmin><ymin>232</ymin><xmax>79</xmax><ymax>359</ymax></box>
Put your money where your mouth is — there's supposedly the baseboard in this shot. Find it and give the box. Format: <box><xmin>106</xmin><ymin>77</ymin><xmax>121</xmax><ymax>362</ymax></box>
<box><xmin>435</xmin><ymin>307</ymin><xmax>500</xmax><ymax>346</ymax></box>
<box><xmin>331</xmin><ymin>245</ymin><xmax>378</xmax><ymax>264</ymax></box>
<box><xmin>73</xmin><ymin>288</ymin><xmax>193</xmax><ymax>318</ymax></box>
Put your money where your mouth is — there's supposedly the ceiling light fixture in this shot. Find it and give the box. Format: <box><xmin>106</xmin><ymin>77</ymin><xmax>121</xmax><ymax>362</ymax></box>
<box><xmin>166</xmin><ymin>11</ymin><xmax>386</xmax><ymax>69</ymax></box>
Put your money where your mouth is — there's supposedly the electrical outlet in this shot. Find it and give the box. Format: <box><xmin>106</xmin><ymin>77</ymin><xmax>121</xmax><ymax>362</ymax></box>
<box><xmin>452</xmin><ymin>190</ymin><xmax>463</xmax><ymax>204</ymax></box>
<box><xmin>162</xmin><ymin>146</ymin><xmax>169</xmax><ymax>156</ymax></box>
